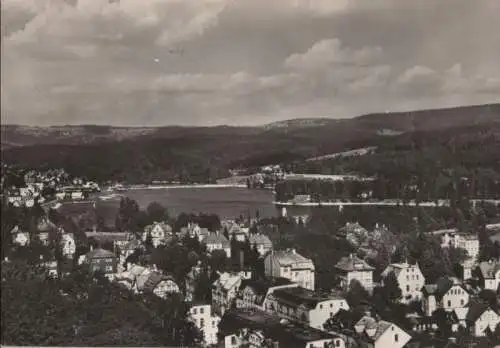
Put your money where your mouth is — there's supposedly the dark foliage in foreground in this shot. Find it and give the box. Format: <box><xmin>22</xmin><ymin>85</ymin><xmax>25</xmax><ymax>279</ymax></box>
<box><xmin>0</xmin><ymin>260</ymin><xmax>202</xmax><ymax>347</ymax></box>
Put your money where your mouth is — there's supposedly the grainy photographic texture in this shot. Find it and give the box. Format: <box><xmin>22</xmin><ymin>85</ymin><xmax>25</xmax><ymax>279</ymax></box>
<box><xmin>1</xmin><ymin>1</ymin><xmax>500</xmax><ymax>347</ymax></box>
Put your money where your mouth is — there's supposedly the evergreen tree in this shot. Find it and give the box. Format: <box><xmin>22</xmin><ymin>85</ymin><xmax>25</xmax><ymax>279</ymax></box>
<box><xmin>383</xmin><ymin>271</ymin><xmax>402</xmax><ymax>303</ymax></box>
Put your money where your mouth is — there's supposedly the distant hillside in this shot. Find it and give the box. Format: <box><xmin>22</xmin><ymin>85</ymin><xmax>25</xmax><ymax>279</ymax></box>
<box><xmin>2</xmin><ymin>103</ymin><xmax>499</xmax><ymax>183</ymax></box>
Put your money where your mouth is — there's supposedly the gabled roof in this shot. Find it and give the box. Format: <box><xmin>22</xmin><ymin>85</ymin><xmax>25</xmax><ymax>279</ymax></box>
<box><xmin>465</xmin><ymin>302</ymin><xmax>495</xmax><ymax>323</ymax></box>
<box><xmin>219</xmin><ymin>309</ymin><xmax>340</xmax><ymax>347</ymax></box>
<box><xmin>478</xmin><ymin>260</ymin><xmax>500</xmax><ymax>279</ymax></box>
<box><xmin>141</xmin><ymin>272</ymin><xmax>177</xmax><ymax>292</ymax></box>
<box><xmin>9</xmin><ymin>225</ymin><xmax>24</xmax><ymax>235</ymax></box>
<box><xmin>86</xmin><ymin>248</ymin><xmax>116</xmax><ymax>259</ymax></box>
<box><xmin>123</xmin><ymin>238</ymin><xmax>142</xmax><ymax>250</ymax></box>
<box><xmin>381</xmin><ymin>262</ymin><xmax>421</xmax><ymax>279</ymax></box>
<box><xmin>85</xmin><ymin>231</ymin><xmax>131</xmax><ymax>242</ymax></box>
<box><xmin>202</xmin><ymin>233</ymin><xmax>230</xmax><ymax>247</ymax></box>
<box><xmin>248</xmin><ymin>234</ymin><xmax>273</xmax><ymax>247</ymax></box>
<box><xmin>240</xmin><ymin>277</ymin><xmax>294</xmax><ymax>300</ymax></box>
<box><xmin>267</xmin><ymin>250</ymin><xmax>314</xmax><ymax>268</ymax></box>
<box><xmin>144</xmin><ymin>222</ymin><xmax>172</xmax><ymax>234</ymax></box>
<box><xmin>423</xmin><ymin>277</ymin><xmax>468</xmax><ymax>301</ymax></box>
<box><xmin>271</xmin><ymin>287</ymin><xmax>344</xmax><ymax>310</ymax></box>
<box><xmin>335</xmin><ymin>255</ymin><xmax>374</xmax><ymax>272</ymax></box>
<box><xmin>37</xmin><ymin>218</ymin><xmax>57</xmax><ymax>233</ymax></box>
<box><xmin>213</xmin><ymin>272</ymin><xmax>242</xmax><ymax>291</ymax></box>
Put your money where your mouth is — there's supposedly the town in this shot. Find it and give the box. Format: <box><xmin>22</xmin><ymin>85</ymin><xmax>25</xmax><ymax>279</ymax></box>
<box><xmin>1</xmin><ymin>164</ymin><xmax>499</xmax><ymax>347</ymax></box>
<box><xmin>2</xmin><ymin>1</ymin><xmax>500</xmax><ymax>347</ymax></box>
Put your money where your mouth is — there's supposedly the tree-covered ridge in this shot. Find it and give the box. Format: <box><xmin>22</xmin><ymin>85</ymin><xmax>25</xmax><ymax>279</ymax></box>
<box><xmin>277</xmin><ymin>123</ymin><xmax>500</xmax><ymax>202</ymax></box>
<box><xmin>2</xmin><ymin>104</ymin><xmax>499</xmax><ymax>184</ymax></box>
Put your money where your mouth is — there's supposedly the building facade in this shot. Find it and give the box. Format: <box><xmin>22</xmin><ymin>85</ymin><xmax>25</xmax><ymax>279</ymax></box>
<box><xmin>188</xmin><ymin>303</ymin><xmax>220</xmax><ymax>345</ymax></box>
<box><xmin>264</xmin><ymin>249</ymin><xmax>315</xmax><ymax>291</ymax></box>
<box><xmin>334</xmin><ymin>254</ymin><xmax>374</xmax><ymax>292</ymax></box>
<box><xmin>265</xmin><ymin>287</ymin><xmax>350</xmax><ymax>330</ymax></box>
<box><xmin>381</xmin><ymin>261</ymin><xmax>425</xmax><ymax>303</ymax></box>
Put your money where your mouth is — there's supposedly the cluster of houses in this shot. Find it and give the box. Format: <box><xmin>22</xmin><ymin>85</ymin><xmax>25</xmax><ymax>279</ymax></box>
<box><xmin>7</xmin><ymin>205</ymin><xmax>500</xmax><ymax>347</ymax></box>
<box><xmin>2</xmin><ymin>167</ymin><xmax>100</xmax><ymax>207</ymax></box>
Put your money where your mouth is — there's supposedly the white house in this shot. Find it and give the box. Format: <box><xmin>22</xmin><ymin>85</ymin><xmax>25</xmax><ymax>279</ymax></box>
<box><xmin>188</xmin><ymin>303</ymin><xmax>220</xmax><ymax>346</ymax></box>
<box><xmin>381</xmin><ymin>261</ymin><xmax>425</xmax><ymax>303</ymax></box>
<box><xmin>237</xmin><ymin>277</ymin><xmax>298</xmax><ymax>311</ymax></box>
<box><xmin>212</xmin><ymin>272</ymin><xmax>249</xmax><ymax>315</ymax></box>
<box><xmin>60</xmin><ymin>233</ymin><xmax>76</xmax><ymax>258</ymax></box>
<box><xmin>248</xmin><ymin>234</ymin><xmax>273</xmax><ymax>256</ymax></box>
<box><xmin>441</xmin><ymin>232</ymin><xmax>480</xmax><ymax>261</ymax></box>
<box><xmin>334</xmin><ymin>254</ymin><xmax>374</xmax><ymax>292</ymax></box>
<box><xmin>138</xmin><ymin>272</ymin><xmax>180</xmax><ymax>298</ymax></box>
<box><xmin>115</xmin><ymin>264</ymin><xmax>180</xmax><ymax>298</ymax></box>
<box><xmin>354</xmin><ymin>316</ymin><xmax>412</xmax><ymax>348</ymax></box>
<box><xmin>219</xmin><ymin>309</ymin><xmax>346</xmax><ymax>348</ymax></box>
<box><xmin>187</xmin><ymin>222</ymin><xmax>210</xmax><ymax>242</ymax></box>
<box><xmin>10</xmin><ymin>226</ymin><xmax>30</xmax><ymax>246</ymax></box>
<box><xmin>264</xmin><ymin>287</ymin><xmax>350</xmax><ymax>330</ymax></box>
<box><xmin>422</xmin><ymin>277</ymin><xmax>470</xmax><ymax>316</ymax></box>
<box><xmin>465</xmin><ymin>304</ymin><xmax>500</xmax><ymax>337</ymax></box>
<box><xmin>201</xmin><ymin>233</ymin><xmax>231</xmax><ymax>258</ymax></box>
<box><xmin>264</xmin><ymin>249</ymin><xmax>315</xmax><ymax>291</ymax></box>
<box><xmin>477</xmin><ymin>259</ymin><xmax>500</xmax><ymax>292</ymax></box>
<box><xmin>143</xmin><ymin>222</ymin><xmax>172</xmax><ymax>247</ymax></box>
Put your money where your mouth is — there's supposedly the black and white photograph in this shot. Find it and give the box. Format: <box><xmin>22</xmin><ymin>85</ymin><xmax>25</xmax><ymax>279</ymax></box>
<box><xmin>1</xmin><ymin>0</ymin><xmax>500</xmax><ymax>347</ymax></box>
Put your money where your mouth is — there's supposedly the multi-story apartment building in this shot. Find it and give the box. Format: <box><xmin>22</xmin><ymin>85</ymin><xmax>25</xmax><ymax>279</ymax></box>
<box><xmin>237</xmin><ymin>277</ymin><xmax>298</xmax><ymax>311</ymax></box>
<box><xmin>219</xmin><ymin>309</ymin><xmax>346</xmax><ymax>348</ymax></box>
<box><xmin>441</xmin><ymin>232</ymin><xmax>480</xmax><ymax>261</ymax></box>
<box><xmin>202</xmin><ymin>233</ymin><xmax>231</xmax><ymax>258</ymax></box>
<box><xmin>264</xmin><ymin>249</ymin><xmax>315</xmax><ymax>291</ymax></box>
<box><xmin>381</xmin><ymin>261</ymin><xmax>425</xmax><ymax>303</ymax></box>
<box><xmin>188</xmin><ymin>303</ymin><xmax>220</xmax><ymax>346</ymax></box>
<box><xmin>264</xmin><ymin>287</ymin><xmax>350</xmax><ymax>330</ymax></box>
<box><xmin>334</xmin><ymin>254</ymin><xmax>374</xmax><ymax>292</ymax></box>
<box><xmin>248</xmin><ymin>234</ymin><xmax>273</xmax><ymax>257</ymax></box>
<box><xmin>212</xmin><ymin>271</ymin><xmax>250</xmax><ymax>315</ymax></box>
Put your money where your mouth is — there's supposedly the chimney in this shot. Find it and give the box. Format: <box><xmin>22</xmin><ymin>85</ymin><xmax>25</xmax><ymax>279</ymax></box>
<box><xmin>240</xmin><ymin>249</ymin><xmax>245</xmax><ymax>271</ymax></box>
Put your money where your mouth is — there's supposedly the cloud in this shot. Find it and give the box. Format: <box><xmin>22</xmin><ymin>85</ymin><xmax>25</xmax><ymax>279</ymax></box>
<box><xmin>1</xmin><ymin>0</ymin><xmax>500</xmax><ymax>126</ymax></box>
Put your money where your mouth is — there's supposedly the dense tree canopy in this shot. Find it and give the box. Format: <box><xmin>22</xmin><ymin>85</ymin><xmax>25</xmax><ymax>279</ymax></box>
<box><xmin>1</xmin><ymin>260</ymin><xmax>201</xmax><ymax>347</ymax></box>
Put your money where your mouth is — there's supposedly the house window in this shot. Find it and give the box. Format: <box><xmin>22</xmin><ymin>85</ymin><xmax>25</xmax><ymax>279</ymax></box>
<box><xmin>395</xmin><ymin>334</ymin><xmax>399</xmax><ymax>342</ymax></box>
<box><xmin>200</xmin><ymin>318</ymin><xmax>204</xmax><ymax>327</ymax></box>
<box><xmin>460</xmin><ymin>299</ymin><xmax>464</xmax><ymax>306</ymax></box>
<box><xmin>106</xmin><ymin>265</ymin><xmax>113</xmax><ymax>272</ymax></box>
<box><xmin>212</xmin><ymin>321</ymin><xmax>216</xmax><ymax>328</ymax></box>
<box><xmin>231</xmin><ymin>336</ymin><xmax>237</xmax><ymax>345</ymax></box>
<box><xmin>336</xmin><ymin>340</ymin><xmax>340</xmax><ymax>347</ymax></box>
<box><xmin>200</xmin><ymin>307</ymin><xmax>204</xmax><ymax>314</ymax></box>
<box><xmin>319</xmin><ymin>304</ymin><xmax>323</xmax><ymax>309</ymax></box>
<box><xmin>447</xmin><ymin>300</ymin><xmax>451</xmax><ymax>307</ymax></box>
<box><xmin>406</xmin><ymin>285</ymin><xmax>410</xmax><ymax>292</ymax></box>
<box><xmin>193</xmin><ymin>308</ymin><xmax>197</xmax><ymax>314</ymax></box>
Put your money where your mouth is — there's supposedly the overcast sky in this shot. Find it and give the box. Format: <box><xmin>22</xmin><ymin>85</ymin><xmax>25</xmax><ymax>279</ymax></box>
<box><xmin>2</xmin><ymin>0</ymin><xmax>500</xmax><ymax>126</ymax></box>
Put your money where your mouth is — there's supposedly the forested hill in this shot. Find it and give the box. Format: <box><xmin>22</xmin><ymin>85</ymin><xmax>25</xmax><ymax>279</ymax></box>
<box><xmin>2</xmin><ymin>103</ymin><xmax>500</xmax><ymax>184</ymax></box>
